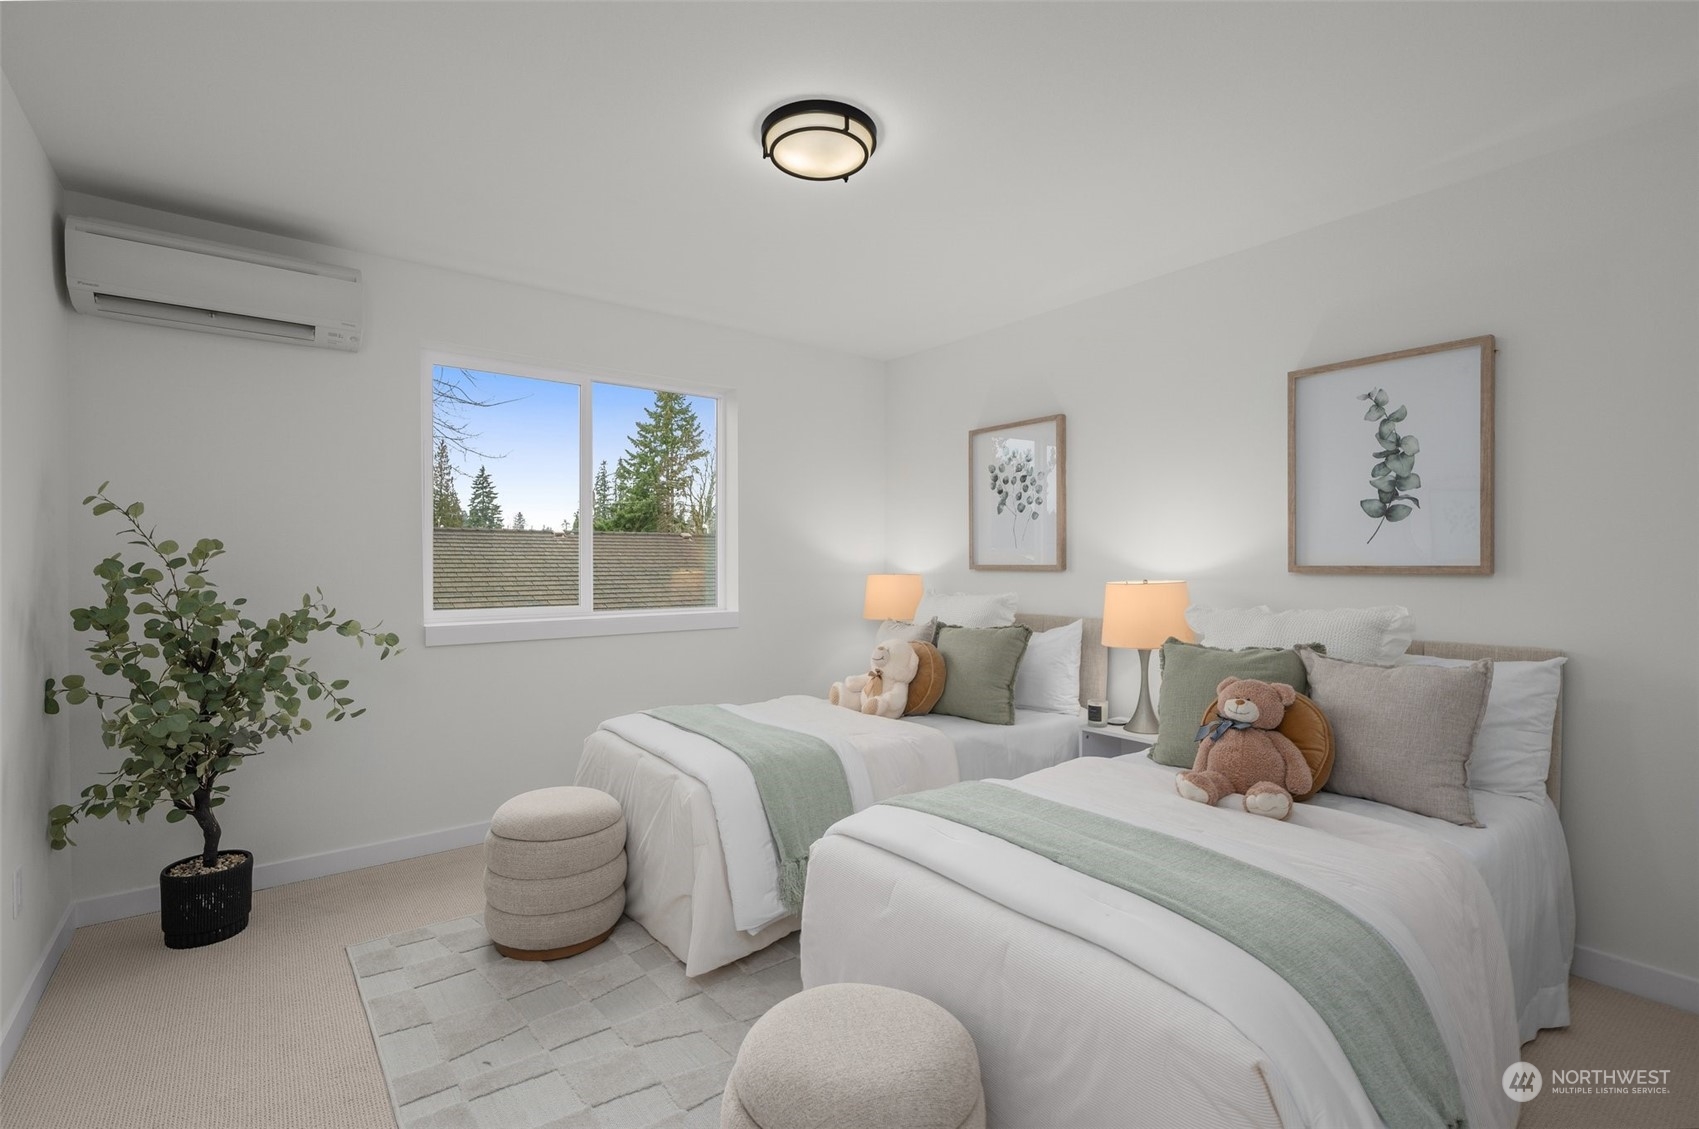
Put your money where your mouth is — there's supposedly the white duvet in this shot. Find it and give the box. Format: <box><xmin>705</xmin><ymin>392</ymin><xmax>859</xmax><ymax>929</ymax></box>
<box><xmin>599</xmin><ymin>695</ymin><xmax>956</xmax><ymax>934</ymax></box>
<box><xmin>811</xmin><ymin>756</ymin><xmax>1522</xmax><ymax>1129</ymax></box>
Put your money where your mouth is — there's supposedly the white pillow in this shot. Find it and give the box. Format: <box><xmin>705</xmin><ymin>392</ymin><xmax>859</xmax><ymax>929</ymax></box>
<box><xmin>1186</xmin><ymin>605</ymin><xmax>1414</xmax><ymax>664</ymax></box>
<box><xmin>1014</xmin><ymin>619</ymin><xmax>1083</xmax><ymax>714</ymax></box>
<box><xmin>875</xmin><ymin>618</ymin><xmax>937</xmax><ymax>645</ymax></box>
<box><xmin>1401</xmin><ymin>655</ymin><xmax>1566</xmax><ymax>801</ymax></box>
<box><xmin>915</xmin><ymin>590</ymin><xmax>1017</xmax><ymax>629</ymax></box>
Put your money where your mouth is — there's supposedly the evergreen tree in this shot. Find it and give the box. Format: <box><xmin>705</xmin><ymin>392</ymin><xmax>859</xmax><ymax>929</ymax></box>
<box><xmin>466</xmin><ymin>466</ymin><xmax>503</xmax><ymax>529</ymax></box>
<box><xmin>511</xmin><ymin>512</ymin><xmax>527</xmax><ymax>531</ymax></box>
<box><xmin>431</xmin><ymin>439</ymin><xmax>465</xmax><ymax>528</ymax></box>
<box><xmin>607</xmin><ymin>393</ymin><xmax>709</xmax><ymax>533</ymax></box>
<box><xmin>592</xmin><ymin>461</ymin><xmax>613</xmax><ymax>531</ymax></box>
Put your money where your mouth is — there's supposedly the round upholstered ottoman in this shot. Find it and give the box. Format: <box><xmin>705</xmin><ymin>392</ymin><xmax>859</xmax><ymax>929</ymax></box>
<box><xmin>721</xmin><ymin>983</ymin><xmax>985</xmax><ymax>1129</ymax></box>
<box><xmin>484</xmin><ymin>786</ymin><xmax>626</xmax><ymax>960</ymax></box>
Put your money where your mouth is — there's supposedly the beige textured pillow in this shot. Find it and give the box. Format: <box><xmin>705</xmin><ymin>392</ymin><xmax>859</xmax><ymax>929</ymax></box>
<box><xmin>876</xmin><ymin>618</ymin><xmax>938</xmax><ymax>645</ymax></box>
<box><xmin>1300</xmin><ymin>648</ymin><xmax>1492</xmax><ymax>826</ymax></box>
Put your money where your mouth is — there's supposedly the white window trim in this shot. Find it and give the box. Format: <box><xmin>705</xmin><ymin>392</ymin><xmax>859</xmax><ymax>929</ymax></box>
<box><xmin>420</xmin><ymin>349</ymin><xmax>739</xmax><ymax>645</ymax></box>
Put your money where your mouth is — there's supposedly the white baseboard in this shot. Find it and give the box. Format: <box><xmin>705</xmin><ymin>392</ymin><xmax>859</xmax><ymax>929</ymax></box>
<box><xmin>1</xmin><ymin>820</ymin><xmax>490</xmax><ymax>1081</ymax></box>
<box><xmin>72</xmin><ymin>820</ymin><xmax>490</xmax><ymax>927</ymax></box>
<box><xmin>1573</xmin><ymin>945</ymin><xmax>1699</xmax><ymax>1013</ymax></box>
<box><xmin>1</xmin><ymin>902</ymin><xmax>77</xmax><ymax>1080</ymax></box>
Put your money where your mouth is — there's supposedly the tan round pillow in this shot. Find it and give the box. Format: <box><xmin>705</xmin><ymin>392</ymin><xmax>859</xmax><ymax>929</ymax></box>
<box><xmin>1200</xmin><ymin>690</ymin><xmax>1334</xmax><ymax>800</ymax></box>
<box><xmin>904</xmin><ymin>641</ymin><xmax>947</xmax><ymax>716</ymax></box>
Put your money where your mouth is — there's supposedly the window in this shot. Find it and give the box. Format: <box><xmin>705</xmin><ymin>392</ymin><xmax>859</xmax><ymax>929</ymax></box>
<box><xmin>423</xmin><ymin>351</ymin><xmax>735</xmax><ymax>645</ymax></box>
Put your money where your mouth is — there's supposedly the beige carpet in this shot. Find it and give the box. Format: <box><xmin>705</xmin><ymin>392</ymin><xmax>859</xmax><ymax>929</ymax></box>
<box><xmin>4</xmin><ymin>842</ymin><xmax>1696</xmax><ymax>1129</ymax></box>
<box><xmin>2</xmin><ymin>845</ymin><xmax>485</xmax><ymax>1129</ymax></box>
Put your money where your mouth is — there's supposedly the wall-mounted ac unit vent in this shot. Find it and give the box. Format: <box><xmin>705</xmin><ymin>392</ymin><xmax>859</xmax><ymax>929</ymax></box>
<box><xmin>63</xmin><ymin>216</ymin><xmax>363</xmax><ymax>352</ymax></box>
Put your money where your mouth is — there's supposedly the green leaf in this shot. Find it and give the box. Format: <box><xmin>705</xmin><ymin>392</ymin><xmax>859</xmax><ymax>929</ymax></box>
<box><xmin>1385</xmin><ymin>453</ymin><xmax>1415</xmax><ymax>477</ymax></box>
<box><xmin>1394</xmin><ymin>473</ymin><xmax>1421</xmax><ymax>491</ymax></box>
<box><xmin>1385</xmin><ymin>406</ymin><xmax>1407</xmax><ymax>423</ymax></box>
<box><xmin>157</xmin><ymin>540</ymin><xmax>179</xmax><ymax>555</ymax></box>
<box><xmin>125</xmin><ymin>502</ymin><xmax>144</xmax><ymax>520</ymax></box>
<box><xmin>165</xmin><ymin>808</ymin><xmax>187</xmax><ymax>823</ymax></box>
<box><xmin>1372</xmin><ymin>389</ymin><xmax>1388</xmax><ymax>405</ymax></box>
<box><xmin>1363</xmin><ymin>405</ymin><xmax>1385</xmax><ymax>421</ymax></box>
<box><xmin>1385</xmin><ymin>504</ymin><xmax>1413</xmax><ymax>522</ymax></box>
<box><xmin>1399</xmin><ymin>435</ymin><xmax>1420</xmax><ymax>455</ymax></box>
<box><xmin>1360</xmin><ymin>499</ymin><xmax>1386</xmax><ymax>518</ymax></box>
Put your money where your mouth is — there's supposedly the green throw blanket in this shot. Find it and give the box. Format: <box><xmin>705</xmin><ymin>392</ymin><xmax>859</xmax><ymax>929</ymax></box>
<box><xmin>885</xmin><ymin>781</ymin><xmax>1468</xmax><ymax>1129</ymax></box>
<box><xmin>647</xmin><ymin>705</ymin><xmax>852</xmax><ymax>915</ymax></box>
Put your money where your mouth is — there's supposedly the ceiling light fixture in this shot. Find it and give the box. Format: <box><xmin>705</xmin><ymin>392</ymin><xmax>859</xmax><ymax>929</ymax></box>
<box><xmin>761</xmin><ymin>99</ymin><xmax>877</xmax><ymax>182</ymax></box>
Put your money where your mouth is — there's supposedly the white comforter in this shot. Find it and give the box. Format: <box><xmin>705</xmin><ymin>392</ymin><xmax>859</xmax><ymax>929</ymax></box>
<box><xmin>815</xmin><ymin>756</ymin><xmax>1521</xmax><ymax>1129</ymax></box>
<box><xmin>599</xmin><ymin>695</ymin><xmax>956</xmax><ymax>934</ymax></box>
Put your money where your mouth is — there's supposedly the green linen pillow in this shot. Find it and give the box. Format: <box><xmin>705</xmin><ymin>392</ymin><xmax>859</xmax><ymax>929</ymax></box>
<box><xmin>932</xmin><ymin>623</ymin><xmax>1033</xmax><ymax>726</ymax></box>
<box><xmin>1150</xmin><ymin>639</ymin><xmax>1310</xmax><ymax>767</ymax></box>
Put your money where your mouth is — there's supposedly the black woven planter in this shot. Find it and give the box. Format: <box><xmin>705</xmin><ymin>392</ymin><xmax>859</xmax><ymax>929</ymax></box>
<box><xmin>160</xmin><ymin>850</ymin><xmax>253</xmax><ymax>949</ymax></box>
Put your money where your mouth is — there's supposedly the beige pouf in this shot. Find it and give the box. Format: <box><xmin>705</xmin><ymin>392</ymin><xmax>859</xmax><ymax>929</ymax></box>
<box><xmin>722</xmin><ymin>983</ymin><xmax>986</xmax><ymax>1129</ymax></box>
<box><xmin>484</xmin><ymin>786</ymin><xmax>626</xmax><ymax>960</ymax></box>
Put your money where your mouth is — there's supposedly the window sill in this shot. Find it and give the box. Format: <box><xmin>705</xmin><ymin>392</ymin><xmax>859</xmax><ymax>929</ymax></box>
<box><xmin>424</xmin><ymin>608</ymin><xmax>739</xmax><ymax>646</ymax></box>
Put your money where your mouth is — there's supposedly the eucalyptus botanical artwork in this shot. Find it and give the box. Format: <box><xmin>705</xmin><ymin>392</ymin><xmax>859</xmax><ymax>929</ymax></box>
<box><xmin>1357</xmin><ymin>388</ymin><xmax>1421</xmax><ymax>543</ymax></box>
<box><xmin>988</xmin><ymin>441</ymin><xmax>1046</xmax><ymax>546</ymax></box>
<box><xmin>969</xmin><ymin>414</ymin><xmax>1066</xmax><ymax>571</ymax></box>
<box><xmin>1289</xmin><ymin>336</ymin><xmax>1494</xmax><ymax>575</ymax></box>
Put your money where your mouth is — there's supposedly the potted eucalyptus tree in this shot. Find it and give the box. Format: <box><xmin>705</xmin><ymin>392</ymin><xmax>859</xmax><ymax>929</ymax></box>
<box><xmin>44</xmin><ymin>486</ymin><xmax>400</xmax><ymax>948</ymax></box>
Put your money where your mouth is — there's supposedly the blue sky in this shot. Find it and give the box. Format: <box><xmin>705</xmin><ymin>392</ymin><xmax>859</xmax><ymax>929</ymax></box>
<box><xmin>434</xmin><ymin>367</ymin><xmax>716</xmax><ymax>530</ymax></box>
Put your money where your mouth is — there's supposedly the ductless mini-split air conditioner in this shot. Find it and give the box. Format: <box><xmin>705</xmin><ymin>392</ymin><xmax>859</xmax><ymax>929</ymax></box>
<box><xmin>63</xmin><ymin>216</ymin><xmax>364</xmax><ymax>351</ymax></box>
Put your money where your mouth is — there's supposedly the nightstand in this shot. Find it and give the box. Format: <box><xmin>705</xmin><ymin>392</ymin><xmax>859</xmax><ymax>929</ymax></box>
<box><xmin>1078</xmin><ymin>725</ymin><xmax>1155</xmax><ymax>759</ymax></box>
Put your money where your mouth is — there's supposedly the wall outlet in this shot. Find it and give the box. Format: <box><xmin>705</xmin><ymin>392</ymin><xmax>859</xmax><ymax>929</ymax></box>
<box><xmin>11</xmin><ymin>867</ymin><xmax>21</xmax><ymax>919</ymax></box>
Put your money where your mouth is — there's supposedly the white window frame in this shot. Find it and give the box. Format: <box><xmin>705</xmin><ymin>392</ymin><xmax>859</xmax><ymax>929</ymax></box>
<box><xmin>421</xmin><ymin>349</ymin><xmax>738</xmax><ymax>645</ymax></box>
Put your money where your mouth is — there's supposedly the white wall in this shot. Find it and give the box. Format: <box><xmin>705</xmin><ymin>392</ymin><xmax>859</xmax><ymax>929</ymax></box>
<box><xmin>0</xmin><ymin>75</ymin><xmax>74</xmax><ymax>1031</ymax></box>
<box><xmin>55</xmin><ymin>194</ymin><xmax>887</xmax><ymax>900</ymax></box>
<box><xmin>884</xmin><ymin>110</ymin><xmax>1699</xmax><ymax>984</ymax></box>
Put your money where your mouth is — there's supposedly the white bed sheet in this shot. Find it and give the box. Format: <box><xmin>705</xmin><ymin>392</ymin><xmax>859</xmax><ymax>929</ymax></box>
<box><xmin>1133</xmin><ymin>752</ymin><xmax>1575</xmax><ymax>1040</ymax></box>
<box><xmin>576</xmin><ymin>699</ymin><xmax>1064</xmax><ymax>974</ymax></box>
<box><xmin>804</xmin><ymin>755</ymin><xmax>1523</xmax><ymax>1129</ymax></box>
<box><xmin>904</xmin><ymin>707</ymin><xmax>1082</xmax><ymax>780</ymax></box>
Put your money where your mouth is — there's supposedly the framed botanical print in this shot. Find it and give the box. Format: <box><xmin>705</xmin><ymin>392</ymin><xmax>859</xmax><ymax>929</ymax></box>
<box><xmin>969</xmin><ymin>414</ymin><xmax>1066</xmax><ymax>571</ymax></box>
<box><xmin>1289</xmin><ymin>337</ymin><xmax>1494</xmax><ymax>575</ymax></box>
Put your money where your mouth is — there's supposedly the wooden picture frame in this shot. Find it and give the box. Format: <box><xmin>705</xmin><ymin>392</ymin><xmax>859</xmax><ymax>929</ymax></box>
<box><xmin>1289</xmin><ymin>337</ymin><xmax>1494</xmax><ymax>575</ymax></box>
<box><xmin>969</xmin><ymin>414</ymin><xmax>1066</xmax><ymax>571</ymax></box>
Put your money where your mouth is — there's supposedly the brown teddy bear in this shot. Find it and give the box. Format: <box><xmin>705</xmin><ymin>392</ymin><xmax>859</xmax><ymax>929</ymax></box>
<box><xmin>1175</xmin><ymin>677</ymin><xmax>1314</xmax><ymax>820</ymax></box>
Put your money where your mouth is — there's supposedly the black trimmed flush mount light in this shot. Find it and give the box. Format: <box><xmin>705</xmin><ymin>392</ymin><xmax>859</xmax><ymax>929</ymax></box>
<box><xmin>761</xmin><ymin>99</ymin><xmax>877</xmax><ymax>182</ymax></box>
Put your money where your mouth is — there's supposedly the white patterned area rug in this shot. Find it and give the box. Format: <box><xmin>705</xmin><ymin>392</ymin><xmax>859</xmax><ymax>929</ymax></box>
<box><xmin>347</xmin><ymin>915</ymin><xmax>802</xmax><ymax>1129</ymax></box>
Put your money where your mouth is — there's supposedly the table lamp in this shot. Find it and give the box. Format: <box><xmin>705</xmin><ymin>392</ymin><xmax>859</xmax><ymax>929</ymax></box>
<box><xmin>1102</xmin><ymin>580</ymin><xmax>1193</xmax><ymax>735</ymax></box>
<box><xmin>863</xmin><ymin>574</ymin><xmax>923</xmax><ymax>622</ymax></box>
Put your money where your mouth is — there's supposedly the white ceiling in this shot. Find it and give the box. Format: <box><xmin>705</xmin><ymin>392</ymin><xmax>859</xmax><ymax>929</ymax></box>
<box><xmin>4</xmin><ymin>3</ymin><xmax>1695</xmax><ymax>361</ymax></box>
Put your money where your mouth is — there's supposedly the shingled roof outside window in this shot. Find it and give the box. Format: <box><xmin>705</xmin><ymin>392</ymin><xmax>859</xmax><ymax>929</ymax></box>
<box><xmin>431</xmin><ymin>527</ymin><xmax>715</xmax><ymax>611</ymax></box>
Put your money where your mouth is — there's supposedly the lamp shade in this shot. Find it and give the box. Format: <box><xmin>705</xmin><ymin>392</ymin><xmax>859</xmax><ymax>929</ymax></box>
<box><xmin>1101</xmin><ymin>580</ymin><xmax>1194</xmax><ymax>650</ymax></box>
<box><xmin>863</xmin><ymin>574</ymin><xmax>923</xmax><ymax>621</ymax></box>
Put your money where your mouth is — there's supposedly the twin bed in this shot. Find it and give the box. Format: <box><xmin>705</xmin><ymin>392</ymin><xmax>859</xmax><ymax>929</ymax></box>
<box><xmin>573</xmin><ymin>613</ymin><xmax>1103</xmax><ymax>974</ymax></box>
<box><xmin>573</xmin><ymin>619</ymin><xmax>1574</xmax><ymax>1129</ymax></box>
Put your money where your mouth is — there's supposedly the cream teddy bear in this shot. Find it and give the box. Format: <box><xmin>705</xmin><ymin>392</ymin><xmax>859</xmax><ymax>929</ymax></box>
<box><xmin>830</xmin><ymin>641</ymin><xmax>920</xmax><ymax>718</ymax></box>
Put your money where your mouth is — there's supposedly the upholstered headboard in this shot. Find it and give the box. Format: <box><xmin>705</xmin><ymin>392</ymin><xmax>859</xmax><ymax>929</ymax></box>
<box><xmin>1014</xmin><ymin>613</ymin><xmax>1107</xmax><ymax>708</ymax></box>
<box><xmin>1406</xmin><ymin>640</ymin><xmax>1567</xmax><ymax>807</ymax></box>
